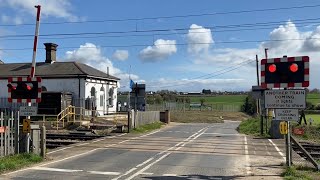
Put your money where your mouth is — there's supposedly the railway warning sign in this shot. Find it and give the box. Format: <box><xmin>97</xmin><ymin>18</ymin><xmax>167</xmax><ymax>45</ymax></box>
<box><xmin>264</xmin><ymin>90</ymin><xmax>306</xmax><ymax>109</ymax></box>
<box><xmin>275</xmin><ymin>109</ymin><xmax>299</xmax><ymax>121</ymax></box>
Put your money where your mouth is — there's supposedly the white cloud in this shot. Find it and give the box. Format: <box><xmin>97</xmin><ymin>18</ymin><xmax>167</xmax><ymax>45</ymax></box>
<box><xmin>261</xmin><ymin>21</ymin><xmax>303</xmax><ymax>55</ymax></box>
<box><xmin>112</xmin><ymin>50</ymin><xmax>129</xmax><ymax>61</ymax></box>
<box><xmin>1</xmin><ymin>14</ymin><xmax>23</xmax><ymax>25</ymax></box>
<box><xmin>187</xmin><ymin>24</ymin><xmax>213</xmax><ymax>54</ymax></box>
<box><xmin>303</xmin><ymin>26</ymin><xmax>320</xmax><ymax>51</ymax></box>
<box><xmin>147</xmin><ymin>78</ymin><xmax>247</xmax><ymax>92</ymax></box>
<box><xmin>183</xmin><ymin>20</ymin><xmax>320</xmax><ymax>90</ymax></box>
<box><xmin>63</xmin><ymin>43</ymin><xmax>139</xmax><ymax>89</ymax></box>
<box><xmin>1</xmin><ymin>0</ymin><xmax>78</xmax><ymax>21</ymax></box>
<box><xmin>139</xmin><ymin>39</ymin><xmax>177</xmax><ymax>62</ymax></box>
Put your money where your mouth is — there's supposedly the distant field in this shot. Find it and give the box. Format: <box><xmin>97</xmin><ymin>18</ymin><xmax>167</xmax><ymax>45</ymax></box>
<box><xmin>307</xmin><ymin>93</ymin><xmax>320</xmax><ymax>105</ymax></box>
<box><xmin>305</xmin><ymin>114</ymin><xmax>320</xmax><ymax>125</ymax></box>
<box><xmin>188</xmin><ymin>95</ymin><xmax>246</xmax><ymax>105</ymax></box>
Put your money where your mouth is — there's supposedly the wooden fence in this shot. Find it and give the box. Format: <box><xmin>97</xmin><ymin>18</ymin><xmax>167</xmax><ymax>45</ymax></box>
<box><xmin>0</xmin><ymin>111</ymin><xmax>17</xmax><ymax>157</ymax></box>
<box><xmin>131</xmin><ymin>111</ymin><xmax>160</xmax><ymax>128</ymax></box>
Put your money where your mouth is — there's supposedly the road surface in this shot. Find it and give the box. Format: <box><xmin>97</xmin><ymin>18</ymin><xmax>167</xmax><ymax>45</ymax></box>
<box><xmin>2</xmin><ymin>121</ymin><xmax>284</xmax><ymax>179</ymax></box>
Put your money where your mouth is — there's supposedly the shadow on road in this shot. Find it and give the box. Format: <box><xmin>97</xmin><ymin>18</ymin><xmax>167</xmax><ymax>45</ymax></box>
<box><xmin>143</xmin><ymin>174</ymin><xmax>245</xmax><ymax>180</ymax></box>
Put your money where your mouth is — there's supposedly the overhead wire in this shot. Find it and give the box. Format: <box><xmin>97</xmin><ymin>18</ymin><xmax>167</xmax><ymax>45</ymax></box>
<box><xmin>1</xmin><ymin>3</ymin><xmax>320</xmax><ymax>27</ymax></box>
<box><xmin>1</xmin><ymin>37</ymin><xmax>320</xmax><ymax>51</ymax></box>
<box><xmin>1</xmin><ymin>17</ymin><xmax>320</xmax><ymax>40</ymax></box>
<box><xmin>147</xmin><ymin>60</ymin><xmax>255</xmax><ymax>89</ymax></box>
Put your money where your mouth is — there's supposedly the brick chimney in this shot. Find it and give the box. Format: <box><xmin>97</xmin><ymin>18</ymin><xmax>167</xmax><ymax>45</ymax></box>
<box><xmin>44</xmin><ymin>43</ymin><xmax>58</xmax><ymax>64</ymax></box>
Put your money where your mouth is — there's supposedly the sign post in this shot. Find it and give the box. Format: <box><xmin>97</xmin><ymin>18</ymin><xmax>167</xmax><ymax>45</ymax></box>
<box><xmin>261</xmin><ymin>55</ymin><xmax>310</xmax><ymax>167</ymax></box>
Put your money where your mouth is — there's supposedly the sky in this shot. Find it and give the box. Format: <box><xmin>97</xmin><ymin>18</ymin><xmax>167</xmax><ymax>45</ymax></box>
<box><xmin>0</xmin><ymin>0</ymin><xmax>320</xmax><ymax>92</ymax></box>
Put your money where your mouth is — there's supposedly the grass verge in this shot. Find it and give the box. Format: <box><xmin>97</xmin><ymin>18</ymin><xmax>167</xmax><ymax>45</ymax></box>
<box><xmin>131</xmin><ymin>121</ymin><xmax>164</xmax><ymax>134</ymax></box>
<box><xmin>237</xmin><ymin>117</ymin><xmax>271</xmax><ymax>137</ymax></box>
<box><xmin>171</xmin><ymin>111</ymin><xmax>249</xmax><ymax>123</ymax></box>
<box><xmin>0</xmin><ymin>153</ymin><xmax>43</xmax><ymax>174</ymax></box>
<box><xmin>282</xmin><ymin>166</ymin><xmax>320</xmax><ymax>180</ymax></box>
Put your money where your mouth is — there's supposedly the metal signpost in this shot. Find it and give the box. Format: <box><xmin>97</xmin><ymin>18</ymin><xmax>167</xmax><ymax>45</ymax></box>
<box><xmin>264</xmin><ymin>90</ymin><xmax>306</xmax><ymax>109</ymax></box>
<box><xmin>20</xmin><ymin>106</ymin><xmax>38</xmax><ymax>117</ymax></box>
<box><xmin>261</xmin><ymin>55</ymin><xmax>310</xmax><ymax>167</ymax></box>
<box><xmin>275</xmin><ymin>109</ymin><xmax>299</xmax><ymax>121</ymax></box>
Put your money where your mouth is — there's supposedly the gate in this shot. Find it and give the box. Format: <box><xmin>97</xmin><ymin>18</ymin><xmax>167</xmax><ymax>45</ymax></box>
<box><xmin>0</xmin><ymin>110</ymin><xmax>19</xmax><ymax>157</ymax></box>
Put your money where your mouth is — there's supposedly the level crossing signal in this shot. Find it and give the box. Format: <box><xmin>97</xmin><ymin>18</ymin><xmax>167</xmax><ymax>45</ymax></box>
<box><xmin>7</xmin><ymin>77</ymin><xmax>42</xmax><ymax>103</ymax></box>
<box><xmin>261</xmin><ymin>56</ymin><xmax>309</xmax><ymax>88</ymax></box>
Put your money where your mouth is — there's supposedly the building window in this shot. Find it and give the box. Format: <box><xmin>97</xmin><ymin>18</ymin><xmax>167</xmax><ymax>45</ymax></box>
<box><xmin>90</xmin><ymin>87</ymin><xmax>96</xmax><ymax>97</ymax></box>
<box><xmin>108</xmin><ymin>87</ymin><xmax>114</xmax><ymax>106</ymax></box>
<box><xmin>100</xmin><ymin>95</ymin><xmax>104</xmax><ymax>107</ymax></box>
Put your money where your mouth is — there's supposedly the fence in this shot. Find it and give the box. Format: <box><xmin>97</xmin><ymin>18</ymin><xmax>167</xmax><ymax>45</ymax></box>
<box><xmin>146</xmin><ymin>102</ymin><xmax>241</xmax><ymax>112</ymax></box>
<box><xmin>131</xmin><ymin>110</ymin><xmax>160</xmax><ymax>128</ymax></box>
<box><xmin>0</xmin><ymin>111</ymin><xmax>17</xmax><ymax>157</ymax></box>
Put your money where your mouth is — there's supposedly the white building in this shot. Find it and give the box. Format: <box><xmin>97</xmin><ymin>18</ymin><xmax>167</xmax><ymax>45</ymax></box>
<box><xmin>0</xmin><ymin>43</ymin><xmax>120</xmax><ymax>115</ymax></box>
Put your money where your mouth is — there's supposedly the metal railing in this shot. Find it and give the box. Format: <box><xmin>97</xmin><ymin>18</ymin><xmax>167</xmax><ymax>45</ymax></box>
<box><xmin>0</xmin><ymin>111</ymin><xmax>16</xmax><ymax>157</ymax></box>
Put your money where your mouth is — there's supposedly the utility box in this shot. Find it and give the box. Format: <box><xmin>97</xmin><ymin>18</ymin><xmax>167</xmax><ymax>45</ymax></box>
<box><xmin>270</xmin><ymin>120</ymin><xmax>284</xmax><ymax>139</ymax></box>
<box><xmin>19</xmin><ymin>124</ymin><xmax>41</xmax><ymax>155</ymax></box>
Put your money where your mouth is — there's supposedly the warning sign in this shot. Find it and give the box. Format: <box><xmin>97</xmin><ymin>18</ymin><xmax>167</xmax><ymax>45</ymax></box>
<box><xmin>23</xmin><ymin>119</ymin><xmax>31</xmax><ymax>133</ymax></box>
<box><xmin>275</xmin><ymin>109</ymin><xmax>299</xmax><ymax>121</ymax></box>
<box><xmin>264</xmin><ymin>90</ymin><xmax>306</xmax><ymax>109</ymax></box>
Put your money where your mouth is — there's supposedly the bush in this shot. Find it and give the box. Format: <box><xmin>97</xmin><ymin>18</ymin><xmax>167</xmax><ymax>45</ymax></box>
<box><xmin>241</xmin><ymin>94</ymin><xmax>257</xmax><ymax>115</ymax></box>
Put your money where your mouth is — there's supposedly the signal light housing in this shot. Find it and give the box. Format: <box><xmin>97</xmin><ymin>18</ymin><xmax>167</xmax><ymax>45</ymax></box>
<box><xmin>261</xmin><ymin>56</ymin><xmax>309</xmax><ymax>88</ymax></box>
<box><xmin>7</xmin><ymin>77</ymin><xmax>42</xmax><ymax>103</ymax></box>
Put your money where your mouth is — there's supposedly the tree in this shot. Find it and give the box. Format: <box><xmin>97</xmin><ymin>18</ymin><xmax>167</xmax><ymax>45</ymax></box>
<box><xmin>310</xmin><ymin>88</ymin><xmax>320</xmax><ymax>94</ymax></box>
<box><xmin>154</xmin><ymin>94</ymin><xmax>163</xmax><ymax>104</ymax></box>
<box><xmin>241</xmin><ymin>94</ymin><xmax>257</xmax><ymax>115</ymax></box>
<box><xmin>200</xmin><ymin>98</ymin><xmax>206</xmax><ymax>105</ymax></box>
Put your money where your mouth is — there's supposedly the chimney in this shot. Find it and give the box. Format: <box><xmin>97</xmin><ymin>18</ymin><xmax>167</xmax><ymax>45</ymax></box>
<box><xmin>44</xmin><ymin>43</ymin><xmax>58</xmax><ymax>64</ymax></box>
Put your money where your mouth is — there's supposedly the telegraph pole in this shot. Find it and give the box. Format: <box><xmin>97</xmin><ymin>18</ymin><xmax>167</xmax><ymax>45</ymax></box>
<box><xmin>256</xmin><ymin>55</ymin><xmax>263</xmax><ymax>135</ymax></box>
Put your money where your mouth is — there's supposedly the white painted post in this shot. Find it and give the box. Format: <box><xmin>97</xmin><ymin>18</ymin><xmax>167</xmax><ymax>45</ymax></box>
<box><xmin>0</xmin><ymin>112</ymin><xmax>3</xmax><ymax>157</ymax></box>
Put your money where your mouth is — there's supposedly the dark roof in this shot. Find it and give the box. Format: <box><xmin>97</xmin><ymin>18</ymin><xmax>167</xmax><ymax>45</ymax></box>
<box><xmin>0</xmin><ymin>62</ymin><xmax>120</xmax><ymax>81</ymax></box>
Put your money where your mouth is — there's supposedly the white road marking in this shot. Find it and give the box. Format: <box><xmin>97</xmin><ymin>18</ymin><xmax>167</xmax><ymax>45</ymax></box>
<box><xmin>47</xmin><ymin>146</ymin><xmax>73</xmax><ymax>154</ymax></box>
<box><xmin>4</xmin><ymin>130</ymin><xmax>160</xmax><ymax>176</ymax></box>
<box><xmin>125</xmin><ymin>127</ymin><xmax>208</xmax><ymax>180</ymax></box>
<box><xmin>203</xmin><ymin>132</ymin><xmax>240</xmax><ymax>136</ymax></box>
<box><xmin>140</xmin><ymin>172</ymin><xmax>154</xmax><ymax>175</ymax></box>
<box><xmin>268</xmin><ymin>139</ymin><xmax>286</xmax><ymax>160</ymax></box>
<box><xmin>48</xmin><ymin>133</ymin><xmax>127</xmax><ymax>154</ymax></box>
<box><xmin>31</xmin><ymin>167</ymin><xmax>83</xmax><ymax>173</ymax></box>
<box><xmin>75</xmin><ymin>143</ymin><xmax>89</xmax><ymax>146</ymax></box>
<box><xmin>163</xmin><ymin>174</ymin><xmax>177</xmax><ymax>176</ymax></box>
<box><xmin>3</xmin><ymin>148</ymin><xmax>98</xmax><ymax>176</ymax></box>
<box><xmin>244</xmin><ymin>136</ymin><xmax>252</xmax><ymax>175</ymax></box>
<box><xmin>111</xmin><ymin>168</ymin><xmax>137</xmax><ymax>180</ymax></box>
<box><xmin>88</xmin><ymin>171</ymin><xmax>121</xmax><ymax>175</ymax></box>
<box><xmin>127</xmin><ymin>152</ymin><xmax>171</xmax><ymax>180</ymax></box>
<box><xmin>136</xmin><ymin>157</ymin><xmax>154</xmax><ymax>167</ymax></box>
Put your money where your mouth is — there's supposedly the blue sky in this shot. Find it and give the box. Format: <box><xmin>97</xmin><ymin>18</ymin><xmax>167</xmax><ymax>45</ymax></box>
<box><xmin>0</xmin><ymin>0</ymin><xmax>320</xmax><ymax>92</ymax></box>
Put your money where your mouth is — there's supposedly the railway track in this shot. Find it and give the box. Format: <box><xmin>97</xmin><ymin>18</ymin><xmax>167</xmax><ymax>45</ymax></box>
<box><xmin>292</xmin><ymin>143</ymin><xmax>320</xmax><ymax>160</ymax></box>
<box><xmin>46</xmin><ymin>133</ymin><xmax>104</xmax><ymax>149</ymax></box>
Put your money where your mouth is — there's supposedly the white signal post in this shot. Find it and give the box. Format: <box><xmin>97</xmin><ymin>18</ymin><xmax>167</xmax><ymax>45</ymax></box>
<box><xmin>31</xmin><ymin>5</ymin><xmax>41</xmax><ymax>78</ymax></box>
<box><xmin>25</xmin><ymin>5</ymin><xmax>41</xmax><ymax>153</ymax></box>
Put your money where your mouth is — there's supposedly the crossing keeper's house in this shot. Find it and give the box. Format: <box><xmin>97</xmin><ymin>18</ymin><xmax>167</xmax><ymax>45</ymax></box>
<box><xmin>0</xmin><ymin>43</ymin><xmax>120</xmax><ymax>116</ymax></box>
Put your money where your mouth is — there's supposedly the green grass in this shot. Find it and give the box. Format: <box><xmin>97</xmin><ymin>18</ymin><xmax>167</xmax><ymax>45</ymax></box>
<box><xmin>0</xmin><ymin>153</ymin><xmax>43</xmax><ymax>174</ymax></box>
<box><xmin>171</xmin><ymin>111</ymin><xmax>249</xmax><ymax>123</ymax></box>
<box><xmin>282</xmin><ymin>166</ymin><xmax>320</xmax><ymax>180</ymax></box>
<box><xmin>282</xmin><ymin>166</ymin><xmax>312</xmax><ymax>180</ymax></box>
<box><xmin>188</xmin><ymin>95</ymin><xmax>246</xmax><ymax>105</ymax></box>
<box><xmin>238</xmin><ymin>118</ymin><xmax>261</xmax><ymax>136</ymax></box>
<box><xmin>307</xmin><ymin>93</ymin><xmax>320</xmax><ymax>105</ymax></box>
<box><xmin>238</xmin><ymin>117</ymin><xmax>271</xmax><ymax>137</ymax></box>
<box><xmin>131</xmin><ymin>121</ymin><xmax>164</xmax><ymax>133</ymax></box>
<box><xmin>305</xmin><ymin>114</ymin><xmax>320</xmax><ymax>125</ymax></box>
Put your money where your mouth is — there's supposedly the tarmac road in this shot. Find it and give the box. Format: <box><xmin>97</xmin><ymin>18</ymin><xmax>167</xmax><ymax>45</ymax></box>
<box><xmin>2</xmin><ymin>121</ymin><xmax>284</xmax><ymax>180</ymax></box>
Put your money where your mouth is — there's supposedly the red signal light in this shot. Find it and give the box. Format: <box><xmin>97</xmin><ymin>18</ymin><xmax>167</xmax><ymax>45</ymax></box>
<box><xmin>268</xmin><ymin>64</ymin><xmax>276</xmax><ymax>73</ymax></box>
<box><xmin>7</xmin><ymin>84</ymin><xmax>16</xmax><ymax>90</ymax></box>
<box><xmin>22</xmin><ymin>83</ymin><xmax>33</xmax><ymax>90</ymax></box>
<box><xmin>290</xmin><ymin>63</ymin><xmax>298</xmax><ymax>73</ymax></box>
